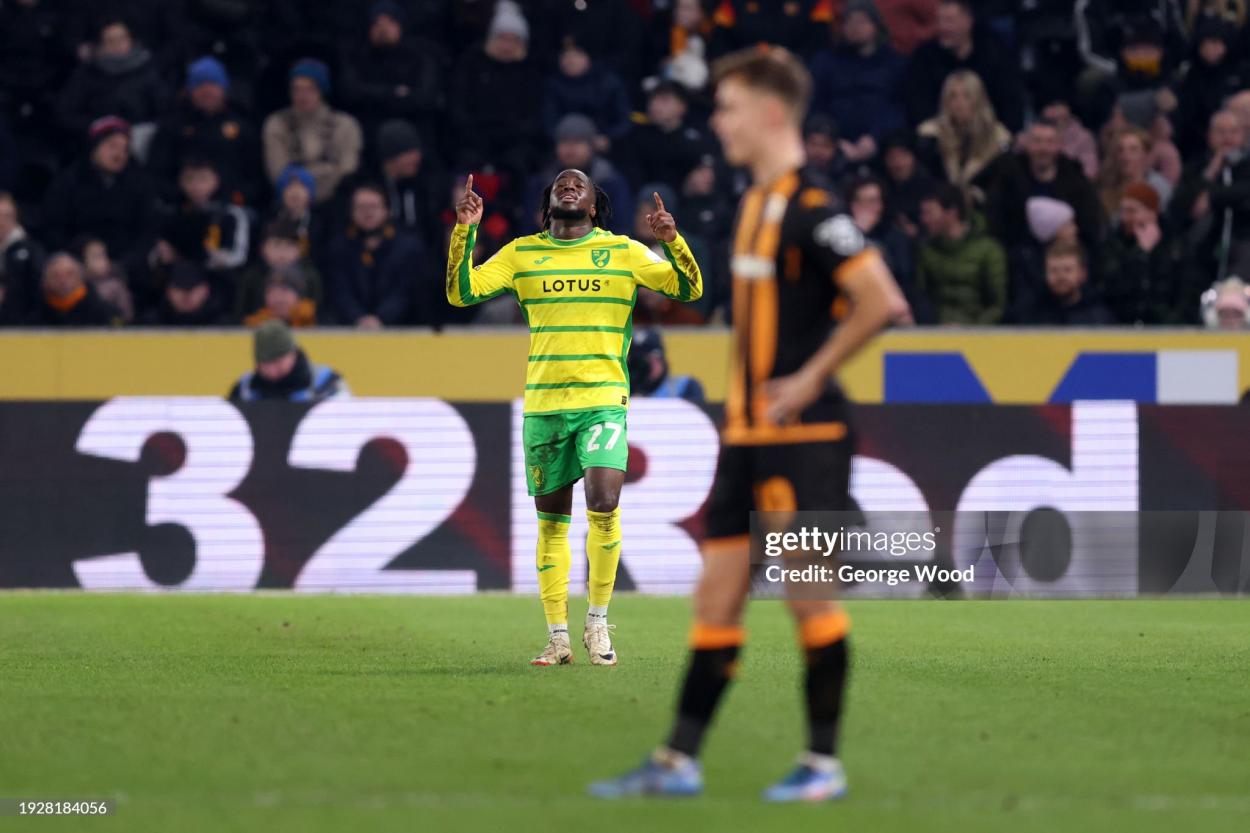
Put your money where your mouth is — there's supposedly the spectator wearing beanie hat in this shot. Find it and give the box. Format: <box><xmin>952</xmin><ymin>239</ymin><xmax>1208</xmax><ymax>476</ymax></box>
<box><xmin>149</xmin><ymin>56</ymin><xmax>263</xmax><ymax>206</ymax></box>
<box><xmin>986</xmin><ymin>120</ymin><xmax>1104</xmax><ymax>251</ymax></box>
<box><xmin>342</xmin><ymin>1</ymin><xmax>445</xmax><ymax>148</ymax></box>
<box><xmin>1101</xmin><ymin>180</ymin><xmax>1201</xmax><ymax>325</ymax></box>
<box><xmin>40</xmin><ymin>116</ymin><xmax>157</xmax><ymax>276</ymax></box>
<box><xmin>262</xmin><ymin>57</ymin><xmax>363</xmax><ymax>205</ymax></box>
<box><xmin>228</xmin><ymin>320</ymin><xmax>348</xmax><ymax>403</ymax></box>
<box><xmin>449</xmin><ymin>0</ymin><xmax>545</xmax><ymax>175</ymax></box>
<box><xmin>269</xmin><ymin>164</ymin><xmax>327</xmax><ymax>261</ymax></box>
<box><xmin>1004</xmin><ymin>196</ymin><xmax>1080</xmax><ymax>322</ymax></box>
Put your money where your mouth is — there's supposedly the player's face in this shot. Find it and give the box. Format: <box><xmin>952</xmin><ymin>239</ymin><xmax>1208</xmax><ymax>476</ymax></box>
<box><xmin>549</xmin><ymin>171</ymin><xmax>595</xmax><ymax>218</ymax></box>
<box><xmin>712</xmin><ymin>78</ymin><xmax>769</xmax><ymax>166</ymax></box>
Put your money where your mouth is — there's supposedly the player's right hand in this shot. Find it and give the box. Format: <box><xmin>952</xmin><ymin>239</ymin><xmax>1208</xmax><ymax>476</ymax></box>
<box><xmin>456</xmin><ymin>174</ymin><xmax>484</xmax><ymax>226</ymax></box>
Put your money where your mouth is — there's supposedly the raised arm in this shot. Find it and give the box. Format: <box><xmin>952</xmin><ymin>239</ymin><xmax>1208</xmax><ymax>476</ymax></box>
<box><xmin>446</xmin><ymin>174</ymin><xmax>515</xmax><ymax>307</ymax></box>
<box><xmin>631</xmin><ymin>191</ymin><xmax>703</xmax><ymax>302</ymax></box>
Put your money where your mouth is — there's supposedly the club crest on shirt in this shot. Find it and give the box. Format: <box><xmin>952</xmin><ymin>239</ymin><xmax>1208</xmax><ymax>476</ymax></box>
<box><xmin>813</xmin><ymin>215</ymin><xmax>865</xmax><ymax>256</ymax></box>
<box><xmin>591</xmin><ymin>249</ymin><xmax>612</xmax><ymax>268</ymax></box>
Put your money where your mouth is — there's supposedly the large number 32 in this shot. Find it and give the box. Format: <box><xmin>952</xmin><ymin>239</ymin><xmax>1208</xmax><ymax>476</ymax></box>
<box><xmin>72</xmin><ymin>397</ymin><xmax>476</xmax><ymax>592</ymax></box>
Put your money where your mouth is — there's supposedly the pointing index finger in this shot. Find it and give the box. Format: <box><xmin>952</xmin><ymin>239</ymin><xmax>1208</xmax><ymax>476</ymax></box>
<box><xmin>465</xmin><ymin>174</ymin><xmax>474</xmax><ymax>195</ymax></box>
<box><xmin>653</xmin><ymin>191</ymin><xmax>665</xmax><ymax>212</ymax></box>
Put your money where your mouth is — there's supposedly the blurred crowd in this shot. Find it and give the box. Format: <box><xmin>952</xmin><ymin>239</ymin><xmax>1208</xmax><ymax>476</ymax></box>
<box><xmin>2</xmin><ymin>0</ymin><xmax>1250</xmax><ymax>330</ymax></box>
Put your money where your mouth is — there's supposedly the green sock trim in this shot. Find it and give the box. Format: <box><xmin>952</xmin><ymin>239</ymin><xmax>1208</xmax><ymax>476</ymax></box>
<box><xmin>537</xmin><ymin>511</ymin><xmax>573</xmax><ymax>524</ymax></box>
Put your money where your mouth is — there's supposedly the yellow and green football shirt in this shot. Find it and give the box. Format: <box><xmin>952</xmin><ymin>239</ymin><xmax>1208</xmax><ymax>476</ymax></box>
<box><xmin>447</xmin><ymin>222</ymin><xmax>703</xmax><ymax>415</ymax></box>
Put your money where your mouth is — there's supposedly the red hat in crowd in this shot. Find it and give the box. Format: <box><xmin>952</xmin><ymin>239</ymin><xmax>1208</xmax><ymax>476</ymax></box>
<box><xmin>87</xmin><ymin>116</ymin><xmax>131</xmax><ymax>147</ymax></box>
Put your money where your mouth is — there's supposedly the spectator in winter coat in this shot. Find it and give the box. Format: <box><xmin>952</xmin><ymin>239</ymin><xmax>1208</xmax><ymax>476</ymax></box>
<box><xmin>620</xmin><ymin>81</ymin><xmax>711</xmax><ymax>196</ymax></box>
<box><xmin>543</xmin><ymin>36</ymin><xmax>632</xmax><ymax>149</ymax></box>
<box><xmin>56</xmin><ymin>17</ymin><xmax>168</xmax><ymax>140</ymax></box>
<box><xmin>147</xmin><ymin>56</ymin><xmax>263</xmax><ymax>206</ymax></box>
<box><xmin>1018</xmin><ymin>240</ymin><xmax>1114</xmax><ymax>325</ymax></box>
<box><xmin>1100</xmin><ymin>182</ymin><xmax>1200</xmax><ymax>325</ymax></box>
<box><xmin>448</xmin><ymin>1</ymin><xmax>546</xmax><ymax>175</ymax></box>
<box><xmin>808</xmin><ymin>0</ymin><xmax>907</xmax><ymax>162</ymax></box>
<box><xmin>228</xmin><ymin>320</ymin><xmax>347</xmax><ymax>403</ymax></box>
<box><xmin>324</xmin><ymin>183</ymin><xmax>426</xmax><ymax>327</ymax></box>
<box><xmin>40</xmin><ymin>116</ymin><xmax>157</xmax><ymax>275</ymax></box>
<box><xmin>987</xmin><ymin>120</ymin><xmax>1104</xmax><ymax>251</ymax></box>
<box><xmin>915</xmin><ymin>70</ymin><xmax>1010</xmax><ymax>204</ymax></box>
<box><xmin>340</xmin><ymin>1</ymin><xmax>445</xmax><ymax>148</ymax></box>
<box><xmin>915</xmin><ymin>182</ymin><xmax>1007</xmax><ymax>324</ymax></box>
<box><xmin>903</xmin><ymin>0</ymin><xmax>1023</xmax><ymax>131</ymax></box>
<box><xmin>30</xmin><ymin>252</ymin><xmax>121</xmax><ymax>327</ymax></box>
<box><xmin>262</xmin><ymin>58</ymin><xmax>363</xmax><ymax>206</ymax></box>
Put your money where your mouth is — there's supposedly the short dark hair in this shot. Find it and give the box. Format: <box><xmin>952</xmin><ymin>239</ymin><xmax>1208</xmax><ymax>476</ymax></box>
<box><xmin>924</xmin><ymin>182</ymin><xmax>967</xmax><ymax>220</ymax></box>
<box><xmin>711</xmin><ymin>45</ymin><xmax>812</xmax><ymax>118</ymax></box>
<box><xmin>352</xmin><ymin>182</ymin><xmax>387</xmax><ymax>203</ymax></box>
<box><xmin>1045</xmin><ymin>239</ymin><xmax>1088</xmax><ymax>269</ymax></box>
<box><xmin>539</xmin><ymin>178</ymin><xmax>613</xmax><ymax>231</ymax></box>
<box><xmin>263</xmin><ymin>218</ymin><xmax>301</xmax><ymax>243</ymax></box>
<box><xmin>179</xmin><ymin>155</ymin><xmax>217</xmax><ymax>174</ymax></box>
<box><xmin>846</xmin><ymin>174</ymin><xmax>887</xmax><ymax>204</ymax></box>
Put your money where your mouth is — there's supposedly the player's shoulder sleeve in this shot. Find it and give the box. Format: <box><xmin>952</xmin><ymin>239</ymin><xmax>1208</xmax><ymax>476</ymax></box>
<box><xmin>626</xmin><ymin>234</ymin><xmax>703</xmax><ymax>302</ymax></box>
<box><xmin>791</xmin><ymin>185</ymin><xmax>873</xmax><ymax>288</ymax></box>
<box><xmin>446</xmin><ymin>224</ymin><xmax>517</xmax><ymax>307</ymax></box>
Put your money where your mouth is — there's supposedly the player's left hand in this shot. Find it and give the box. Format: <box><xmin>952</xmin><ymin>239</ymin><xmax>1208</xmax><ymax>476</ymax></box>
<box><xmin>762</xmin><ymin>367</ymin><xmax>826</xmax><ymax>425</ymax></box>
<box><xmin>646</xmin><ymin>191</ymin><xmax>677</xmax><ymax>243</ymax></box>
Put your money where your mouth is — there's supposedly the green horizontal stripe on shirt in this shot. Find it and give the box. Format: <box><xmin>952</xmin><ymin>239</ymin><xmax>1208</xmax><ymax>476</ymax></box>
<box><xmin>525</xmin><ymin>381</ymin><xmax>629</xmax><ymax>391</ymax></box>
<box><xmin>530</xmin><ymin>325</ymin><xmax>627</xmax><ymax>334</ymax></box>
<box><xmin>516</xmin><ymin>243</ymin><xmax>629</xmax><ymax>252</ymax></box>
<box><xmin>523</xmin><ymin>404</ymin><xmax>630</xmax><ymax>417</ymax></box>
<box><xmin>520</xmin><ymin>296</ymin><xmax>632</xmax><ymax>306</ymax></box>
<box><xmin>528</xmin><ymin>353</ymin><xmax>620</xmax><ymax>362</ymax></box>
<box><xmin>513</xmin><ymin>269</ymin><xmax>633</xmax><ymax>279</ymax></box>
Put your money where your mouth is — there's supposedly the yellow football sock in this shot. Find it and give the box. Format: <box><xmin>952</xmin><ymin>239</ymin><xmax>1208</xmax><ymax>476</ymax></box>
<box><xmin>536</xmin><ymin>511</ymin><xmax>572</xmax><ymax>626</ymax></box>
<box><xmin>586</xmin><ymin>507</ymin><xmax>622</xmax><ymax>608</ymax></box>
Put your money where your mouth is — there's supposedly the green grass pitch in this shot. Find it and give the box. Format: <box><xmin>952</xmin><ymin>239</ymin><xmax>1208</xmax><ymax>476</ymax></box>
<box><xmin>2</xmin><ymin>594</ymin><xmax>1248</xmax><ymax>833</ymax></box>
